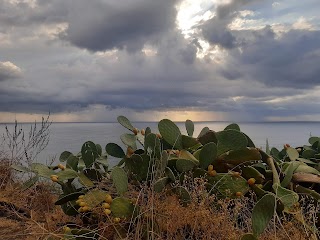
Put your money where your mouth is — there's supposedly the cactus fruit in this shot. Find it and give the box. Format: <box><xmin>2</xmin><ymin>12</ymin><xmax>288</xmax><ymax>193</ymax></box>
<box><xmin>248</xmin><ymin>178</ymin><xmax>256</xmax><ymax>186</ymax></box>
<box><xmin>208</xmin><ymin>170</ymin><xmax>217</xmax><ymax>177</ymax></box>
<box><xmin>50</xmin><ymin>175</ymin><xmax>59</xmax><ymax>182</ymax></box>
<box><xmin>104</xmin><ymin>209</ymin><xmax>111</xmax><ymax>215</ymax></box>
<box><xmin>105</xmin><ymin>194</ymin><xmax>113</xmax><ymax>204</ymax></box>
<box><xmin>58</xmin><ymin>164</ymin><xmax>65</xmax><ymax>170</ymax></box>
<box><xmin>102</xmin><ymin>203</ymin><xmax>111</xmax><ymax>209</ymax></box>
<box><xmin>133</xmin><ymin>128</ymin><xmax>139</xmax><ymax>135</ymax></box>
<box><xmin>126</xmin><ymin>146</ymin><xmax>135</xmax><ymax>158</ymax></box>
<box><xmin>208</xmin><ymin>165</ymin><xmax>214</xmax><ymax>171</ymax></box>
<box><xmin>141</xmin><ymin>129</ymin><xmax>145</xmax><ymax>136</ymax></box>
<box><xmin>114</xmin><ymin>217</ymin><xmax>121</xmax><ymax>223</ymax></box>
<box><xmin>235</xmin><ymin>192</ymin><xmax>242</xmax><ymax>197</ymax></box>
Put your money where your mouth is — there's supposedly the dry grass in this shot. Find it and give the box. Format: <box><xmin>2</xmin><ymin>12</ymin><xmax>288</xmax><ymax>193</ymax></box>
<box><xmin>0</xmin><ymin>169</ymin><xmax>318</xmax><ymax>240</ymax></box>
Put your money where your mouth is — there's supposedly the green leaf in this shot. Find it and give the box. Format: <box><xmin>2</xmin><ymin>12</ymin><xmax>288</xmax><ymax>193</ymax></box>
<box><xmin>55</xmin><ymin>192</ymin><xmax>84</xmax><ymax>205</ymax></box>
<box><xmin>185</xmin><ymin>119</ymin><xmax>194</xmax><ymax>136</ymax></box>
<box><xmin>241</xmin><ymin>233</ymin><xmax>258</xmax><ymax>240</ymax></box>
<box><xmin>110</xmin><ymin>197</ymin><xmax>135</xmax><ymax>218</ymax></box>
<box><xmin>22</xmin><ymin>175</ymin><xmax>39</xmax><ymax>190</ymax></box>
<box><xmin>81</xmin><ymin>141</ymin><xmax>98</xmax><ymax>168</ymax></box>
<box><xmin>31</xmin><ymin>163</ymin><xmax>55</xmax><ymax>178</ymax></box>
<box><xmin>78</xmin><ymin>172</ymin><xmax>94</xmax><ymax>187</ymax></box>
<box><xmin>281</xmin><ymin>161</ymin><xmax>300</xmax><ymax>187</ymax></box>
<box><xmin>96</xmin><ymin>144</ymin><xmax>102</xmax><ymax>156</ymax></box>
<box><xmin>176</xmin><ymin>159</ymin><xmax>197</xmax><ymax>172</ymax></box>
<box><xmin>216</xmin><ymin>130</ymin><xmax>248</xmax><ymax>155</ymax></box>
<box><xmin>154</xmin><ymin>177</ymin><xmax>170</xmax><ymax>193</ymax></box>
<box><xmin>57</xmin><ymin>169</ymin><xmax>79</xmax><ymax>181</ymax></box>
<box><xmin>60</xmin><ymin>151</ymin><xmax>73</xmax><ymax>162</ymax></box>
<box><xmin>286</xmin><ymin>147</ymin><xmax>299</xmax><ymax>161</ymax></box>
<box><xmin>11</xmin><ymin>165</ymin><xmax>31</xmax><ymax>173</ymax></box>
<box><xmin>106</xmin><ymin>143</ymin><xmax>125</xmax><ymax>158</ymax></box>
<box><xmin>252</xmin><ymin>193</ymin><xmax>276</xmax><ymax>237</ymax></box>
<box><xmin>112</xmin><ymin>167</ymin><xmax>128</xmax><ymax>195</ymax></box>
<box><xmin>117</xmin><ymin>115</ymin><xmax>135</xmax><ymax>131</ymax></box>
<box><xmin>224</xmin><ymin>123</ymin><xmax>240</xmax><ymax>131</ymax></box>
<box><xmin>273</xmin><ymin>183</ymin><xmax>299</xmax><ymax>209</ymax></box>
<box><xmin>120</xmin><ymin>133</ymin><xmax>137</xmax><ymax>150</ymax></box>
<box><xmin>66</xmin><ymin>155</ymin><xmax>78</xmax><ymax>171</ymax></box>
<box><xmin>199</xmin><ymin>142</ymin><xmax>217</xmax><ymax>169</ymax></box>
<box><xmin>158</xmin><ymin>119</ymin><xmax>183</xmax><ymax>149</ymax></box>
<box><xmin>82</xmin><ymin>190</ymin><xmax>107</xmax><ymax>208</ymax></box>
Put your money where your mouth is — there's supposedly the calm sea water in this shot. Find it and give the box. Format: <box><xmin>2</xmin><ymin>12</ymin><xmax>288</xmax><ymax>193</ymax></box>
<box><xmin>1</xmin><ymin>121</ymin><xmax>320</xmax><ymax>164</ymax></box>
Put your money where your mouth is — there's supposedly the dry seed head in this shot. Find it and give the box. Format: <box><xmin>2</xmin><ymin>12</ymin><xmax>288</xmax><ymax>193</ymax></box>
<box><xmin>208</xmin><ymin>165</ymin><xmax>214</xmax><ymax>172</ymax></box>
<box><xmin>247</xmin><ymin>178</ymin><xmax>256</xmax><ymax>186</ymax></box>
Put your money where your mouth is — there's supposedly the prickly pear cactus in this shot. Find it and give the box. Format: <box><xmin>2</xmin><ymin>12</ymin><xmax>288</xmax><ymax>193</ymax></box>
<box><xmin>112</xmin><ymin>167</ymin><xmax>128</xmax><ymax>195</ymax></box>
<box><xmin>110</xmin><ymin>197</ymin><xmax>135</xmax><ymax>218</ymax></box>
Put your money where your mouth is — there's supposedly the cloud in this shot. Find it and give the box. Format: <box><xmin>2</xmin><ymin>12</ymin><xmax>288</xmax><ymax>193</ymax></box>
<box><xmin>0</xmin><ymin>61</ymin><xmax>22</xmax><ymax>81</ymax></box>
<box><xmin>60</xmin><ymin>0</ymin><xmax>180</xmax><ymax>52</ymax></box>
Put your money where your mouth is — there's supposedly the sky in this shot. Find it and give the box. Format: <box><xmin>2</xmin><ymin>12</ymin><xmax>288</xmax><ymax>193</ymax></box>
<box><xmin>0</xmin><ymin>0</ymin><xmax>319</xmax><ymax>122</ymax></box>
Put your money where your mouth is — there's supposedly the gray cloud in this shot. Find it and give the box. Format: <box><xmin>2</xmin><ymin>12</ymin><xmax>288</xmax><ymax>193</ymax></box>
<box><xmin>61</xmin><ymin>0</ymin><xmax>179</xmax><ymax>52</ymax></box>
<box><xmin>0</xmin><ymin>61</ymin><xmax>22</xmax><ymax>81</ymax></box>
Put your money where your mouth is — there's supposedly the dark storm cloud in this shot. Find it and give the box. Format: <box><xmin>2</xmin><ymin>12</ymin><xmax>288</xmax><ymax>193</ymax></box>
<box><xmin>61</xmin><ymin>0</ymin><xmax>179</xmax><ymax>52</ymax></box>
<box><xmin>220</xmin><ymin>27</ymin><xmax>320</xmax><ymax>88</ymax></box>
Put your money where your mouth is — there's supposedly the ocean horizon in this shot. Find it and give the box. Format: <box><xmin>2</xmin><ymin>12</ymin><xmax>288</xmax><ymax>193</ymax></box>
<box><xmin>1</xmin><ymin>121</ymin><xmax>320</xmax><ymax>165</ymax></box>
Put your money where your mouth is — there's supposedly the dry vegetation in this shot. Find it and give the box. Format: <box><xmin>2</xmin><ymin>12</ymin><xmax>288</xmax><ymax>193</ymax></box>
<box><xmin>0</xmin><ymin>118</ymin><xmax>318</xmax><ymax>240</ymax></box>
<box><xmin>0</xmin><ymin>167</ymin><xmax>316</xmax><ymax>240</ymax></box>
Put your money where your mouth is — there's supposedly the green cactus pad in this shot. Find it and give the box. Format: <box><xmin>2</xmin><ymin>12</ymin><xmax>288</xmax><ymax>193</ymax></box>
<box><xmin>112</xmin><ymin>167</ymin><xmax>128</xmax><ymax>195</ymax></box>
<box><xmin>181</xmin><ymin>135</ymin><xmax>200</xmax><ymax>149</ymax></box>
<box><xmin>216</xmin><ymin>130</ymin><xmax>248</xmax><ymax>155</ymax></box>
<box><xmin>175</xmin><ymin>186</ymin><xmax>191</xmax><ymax>206</ymax></box>
<box><xmin>96</xmin><ymin>144</ymin><xmax>102</xmax><ymax>156</ymax></box>
<box><xmin>158</xmin><ymin>119</ymin><xmax>183</xmax><ymax>149</ymax></box>
<box><xmin>110</xmin><ymin>197</ymin><xmax>135</xmax><ymax>218</ymax></box>
<box><xmin>217</xmin><ymin>148</ymin><xmax>261</xmax><ymax>166</ymax></box>
<box><xmin>83</xmin><ymin>169</ymin><xmax>102</xmax><ymax>181</ymax></box>
<box><xmin>59</xmin><ymin>151</ymin><xmax>73</xmax><ymax>162</ymax></box>
<box><xmin>55</xmin><ymin>192</ymin><xmax>84</xmax><ymax>205</ymax></box>
<box><xmin>206</xmin><ymin>173</ymin><xmax>249</xmax><ymax>198</ymax></box>
<box><xmin>31</xmin><ymin>163</ymin><xmax>55</xmax><ymax>178</ymax></box>
<box><xmin>11</xmin><ymin>165</ymin><xmax>31</xmax><ymax>173</ymax></box>
<box><xmin>241</xmin><ymin>166</ymin><xmax>265</xmax><ymax>184</ymax></box>
<box><xmin>117</xmin><ymin>115</ymin><xmax>135</xmax><ymax>131</ymax></box>
<box><xmin>106</xmin><ymin>143</ymin><xmax>125</xmax><ymax>158</ymax></box>
<box><xmin>252</xmin><ymin>193</ymin><xmax>276</xmax><ymax>237</ymax></box>
<box><xmin>126</xmin><ymin>154</ymin><xmax>151</xmax><ymax>181</ymax></box>
<box><xmin>197</xmin><ymin>130</ymin><xmax>217</xmax><ymax>145</ymax></box>
<box><xmin>309</xmin><ymin>136</ymin><xmax>320</xmax><ymax>145</ymax></box>
<box><xmin>185</xmin><ymin>119</ymin><xmax>194</xmax><ymax>136</ymax></box>
<box><xmin>81</xmin><ymin>141</ymin><xmax>99</xmax><ymax>168</ymax></box>
<box><xmin>145</xmin><ymin>133</ymin><xmax>161</xmax><ymax>157</ymax></box>
<box><xmin>295</xmin><ymin>164</ymin><xmax>320</xmax><ymax>175</ymax></box>
<box><xmin>197</xmin><ymin>127</ymin><xmax>210</xmax><ymax>138</ymax></box>
<box><xmin>176</xmin><ymin>159</ymin><xmax>197</xmax><ymax>172</ymax></box>
<box><xmin>272</xmin><ymin>183</ymin><xmax>299</xmax><ymax>209</ymax></box>
<box><xmin>302</xmin><ymin>149</ymin><xmax>317</xmax><ymax>159</ymax></box>
<box><xmin>154</xmin><ymin>177</ymin><xmax>170</xmax><ymax>193</ymax></box>
<box><xmin>120</xmin><ymin>133</ymin><xmax>137</xmax><ymax>150</ymax></box>
<box><xmin>82</xmin><ymin>190</ymin><xmax>107</xmax><ymax>208</ymax></box>
<box><xmin>66</xmin><ymin>155</ymin><xmax>78</xmax><ymax>171</ymax></box>
<box><xmin>57</xmin><ymin>169</ymin><xmax>79</xmax><ymax>181</ymax></box>
<box><xmin>199</xmin><ymin>142</ymin><xmax>217</xmax><ymax>169</ymax></box>
<box><xmin>224</xmin><ymin>123</ymin><xmax>240</xmax><ymax>131</ymax></box>
<box><xmin>22</xmin><ymin>176</ymin><xmax>39</xmax><ymax>190</ymax></box>
<box><xmin>78</xmin><ymin>172</ymin><xmax>94</xmax><ymax>187</ymax></box>
<box><xmin>286</xmin><ymin>147</ymin><xmax>299</xmax><ymax>161</ymax></box>
<box><xmin>165</xmin><ymin>167</ymin><xmax>176</xmax><ymax>181</ymax></box>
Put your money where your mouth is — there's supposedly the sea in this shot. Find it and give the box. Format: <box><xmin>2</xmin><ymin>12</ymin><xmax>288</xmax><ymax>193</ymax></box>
<box><xmin>1</xmin><ymin>121</ymin><xmax>320</xmax><ymax>165</ymax></box>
